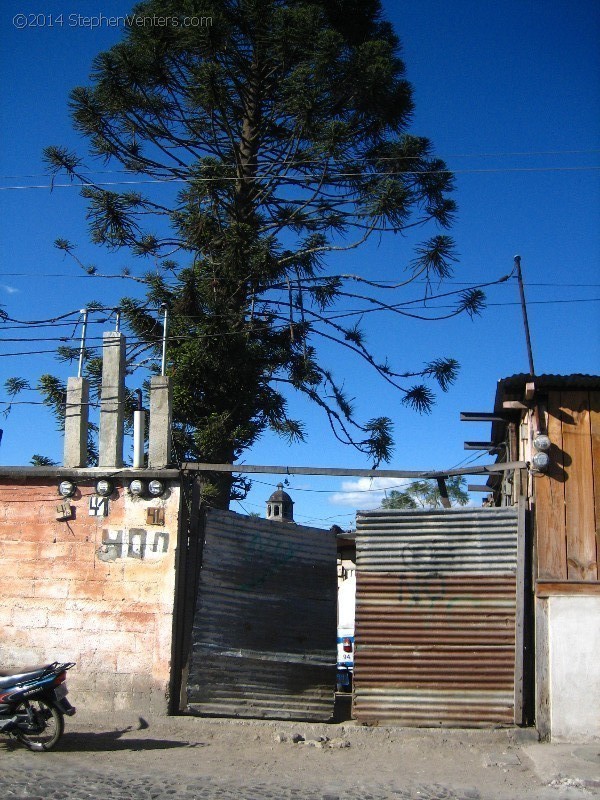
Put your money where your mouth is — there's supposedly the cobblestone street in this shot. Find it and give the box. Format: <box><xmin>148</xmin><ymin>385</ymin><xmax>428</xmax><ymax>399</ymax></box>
<box><xmin>1</xmin><ymin>714</ymin><xmax>599</xmax><ymax>800</ymax></box>
<box><xmin>1</xmin><ymin>759</ymin><xmax>483</xmax><ymax>800</ymax></box>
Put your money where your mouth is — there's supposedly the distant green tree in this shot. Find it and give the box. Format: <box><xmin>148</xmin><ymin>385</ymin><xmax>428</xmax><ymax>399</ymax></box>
<box><xmin>30</xmin><ymin>455</ymin><xmax>59</xmax><ymax>467</ymax></box>
<box><xmin>35</xmin><ymin>0</ymin><xmax>484</xmax><ymax>506</ymax></box>
<box><xmin>382</xmin><ymin>476</ymin><xmax>469</xmax><ymax>509</ymax></box>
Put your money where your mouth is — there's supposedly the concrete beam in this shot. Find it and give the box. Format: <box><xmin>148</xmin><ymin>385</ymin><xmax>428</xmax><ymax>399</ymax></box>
<box><xmin>63</xmin><ymin>377</ymin><xmax>89</xmax><ymax>468</ymax></box>
<box><xmin>0</xmin><ymin>467</ymin><xmax>181</xmax><ymax>479</ymax></box>
<box><xmin>98</xmin><ymin>331</ymin><xmax>125</xmax><ymax>468</ymax></box>
<box><xmin>148</xmin><ymin>376</ymin><xmax>172</xmax><ymax>468</ymax></box>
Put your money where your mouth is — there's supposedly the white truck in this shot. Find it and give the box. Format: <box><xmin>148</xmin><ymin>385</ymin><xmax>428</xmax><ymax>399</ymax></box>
<box><xmin>337</xmin><ymin>574</ymin><xmax>356</xmax><ymax>691</ymax></box>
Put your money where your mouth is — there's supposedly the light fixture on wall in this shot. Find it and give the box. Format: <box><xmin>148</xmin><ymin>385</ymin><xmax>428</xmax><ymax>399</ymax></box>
<box><xmin>95</xmin><ymin>479</ymin><xmax>114</xmax><ymax>497</ymax></box>
<box><xmin>148</xmin><ymin>479</ymin><xmax>165</xmax><ymax>497</ymax></box>
<box><xmin>58</xmin><ymin>480</ymin><xmax>77</xmax><ymax>498</ymax></box>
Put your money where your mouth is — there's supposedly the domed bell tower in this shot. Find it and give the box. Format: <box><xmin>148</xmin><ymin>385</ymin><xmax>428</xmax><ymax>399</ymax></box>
<box><xmin>266</xmin><ymin>483</ymin><xmax>294</xmax><ymax>522</ymax></box>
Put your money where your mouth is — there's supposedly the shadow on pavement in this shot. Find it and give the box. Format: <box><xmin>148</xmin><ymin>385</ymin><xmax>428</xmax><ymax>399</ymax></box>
<box><xmin>58</xmin><ymin>724</ymin><xmax>207</xmax><ymax>752</ymax></box>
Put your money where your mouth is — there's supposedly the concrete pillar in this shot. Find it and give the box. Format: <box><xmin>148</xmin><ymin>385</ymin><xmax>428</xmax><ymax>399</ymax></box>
<box><xmin>63</xmin><ymin>377</ymin><xmax>89</xmax><ymax>468</ymax></box>
<box><xmin>98</xmin><ymin>331</ymin><xmax>126</xmax><ymax>468</ymax></box>
<box><xmin>148</xmin><ymin>376</ymin><xmax>172</xmax><ymax>468</ymax></box>
<box><xmin>133</xmin><ymin>409</ymin><xmax>146</xmax><ymax>469</ymax></box>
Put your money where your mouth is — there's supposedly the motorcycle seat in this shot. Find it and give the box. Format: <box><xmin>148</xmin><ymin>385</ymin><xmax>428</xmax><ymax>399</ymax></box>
<box><xmin>0</xmin><ymin>664</ymin><xmax>54</xmax><ymax>689</ymax></box>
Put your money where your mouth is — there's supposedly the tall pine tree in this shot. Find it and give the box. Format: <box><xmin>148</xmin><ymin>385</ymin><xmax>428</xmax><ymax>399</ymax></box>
<box><xmin>41</xmin><ymin>0</ymin><xmax>484</xmax><ymax>505</ymax></box>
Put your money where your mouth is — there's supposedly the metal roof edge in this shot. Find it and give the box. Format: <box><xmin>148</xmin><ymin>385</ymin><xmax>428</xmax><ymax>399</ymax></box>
<box><xmin>492</xmin><ymin>372</ymin><xmax>600</xmax><ymax>442</ymax></box>
<box><xmin>496</xmin><ymin>372</ymin><xmax>600</xmax><ymax>399</ymax></box>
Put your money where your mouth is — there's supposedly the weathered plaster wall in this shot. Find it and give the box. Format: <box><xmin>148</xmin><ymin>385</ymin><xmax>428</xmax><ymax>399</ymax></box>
<box><xmin>547</xmin><ymin>596</ymin><xmax>600</xmax><ymax>742</ymax></box>
<box><xmin>0</xmin><ymin>475</ymin><xmax>181</xmax><ymax>714</ymax></box>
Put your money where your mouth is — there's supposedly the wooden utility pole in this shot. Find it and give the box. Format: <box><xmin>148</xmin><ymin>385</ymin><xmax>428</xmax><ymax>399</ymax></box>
<box><xmin>514</xmin><ymin>255</ymin><xmax>535</xmax><ymax>376</ymax></box>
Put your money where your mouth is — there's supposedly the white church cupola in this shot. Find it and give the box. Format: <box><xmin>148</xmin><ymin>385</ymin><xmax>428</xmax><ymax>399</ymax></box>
<box><xmin>266</xmin><ymin>483</ymin><xmax>294</xmax><ymax>522</ymax></box>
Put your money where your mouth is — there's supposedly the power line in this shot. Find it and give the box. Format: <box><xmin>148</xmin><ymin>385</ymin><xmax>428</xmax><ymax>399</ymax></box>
<box><xmin>488</xmin><ymin>297</ymin><xmax>600</xmax><ymax>307</ymax></box>
<box><xmin>326</xmin><ymin>296</ymin><xmax>600</xmax><ymax>323</ymax></box>
<box><xmin>233</xmin><ymin>496</ymin><xmax>356</xmax><ymax>526</ymax></box>
<box><xmin>0</xmin><ymin>320</ymin><xmax>95</xmax><ymax>331</ymax></box>
<box><xmin>1</xmin><ymin>165</ymin><xmax>599</xmax><ymax>191</ymax></box>
<box><xmin>6</xmin><ymin>276</ymin><xmax>507</xmax><ymax>328</ymax></box>
<box><xmin>1</xmin><ymin>305</ymin><xmax>150</xmax><ymax>327</ymax></box>
<box><xmin>0</xmin><ymin>348</ymin><xmax>87</xmax><ymax>358</ymax></box>
<box><xmin>2</xmin><ymin>148</ymin><xmax>598</xmax><ymax>181</ymax></box>
<box><xmin>447</xmin><ymin>451</ymin><xmax>489</xmax><ymax>471</ymax></box>
<box><xmin>2</xmin><ymin>271</ymin><xmax>600</xmax><ymax>289</ymax></box>
<box><xmin>1</xmin><ymin>297</ymin><xmax>598</xmax><ymax>357</ymax></box>
<box><xmin>1</xmin><ymin>272</ymin><xmax>148</xmax><ymax>280</ymax></box>
<box><xmin>0</xmin><ymin>399</ymin><xmax>100</xmax><ymax>407</ymax></box>
<box><xmin>0</xmin><ymin>270</ymin><xmax>555</xmax><ymax>327</ymax></box>
<box><xmin>1</xmin><ymin>310</ymin><xmax>81</xmax><ymax>326</ymax></box>
<box><xmin>247</xmin><ymin>476</ymin><xmax>433</xmax><ymax>496</ymax></box>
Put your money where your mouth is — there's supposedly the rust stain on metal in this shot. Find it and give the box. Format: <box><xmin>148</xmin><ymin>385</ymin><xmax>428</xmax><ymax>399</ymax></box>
<box><xmin>353</xmin><ymin>507</ymin><xmax>519</xmax><ymax>727</ymax></box>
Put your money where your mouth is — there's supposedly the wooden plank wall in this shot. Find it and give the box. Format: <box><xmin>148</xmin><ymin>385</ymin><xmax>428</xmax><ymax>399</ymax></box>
<box><xmin>536</xmin><ymin>394</ymin><xmax>567</xmax><ymax>580</ymax></box>
<box><xmin>591</xmin><ymin>392</ymin><xmax>600</xmax><ymax>577</ymax></box>
<box><xmin>535</xmin><ymin>390</ymin><xmax>599</xmax><ymax>586</ymax></box>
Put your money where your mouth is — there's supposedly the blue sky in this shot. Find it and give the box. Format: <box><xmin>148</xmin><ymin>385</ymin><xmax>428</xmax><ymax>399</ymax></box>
<box><xmin>1</xmin><ymin>1</ymin><xmax>598</xmax><ymax>528</ymax></box>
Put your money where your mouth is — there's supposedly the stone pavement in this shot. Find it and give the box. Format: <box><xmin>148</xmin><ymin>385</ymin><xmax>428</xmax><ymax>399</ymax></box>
<box><xmin>1</xmin><ymin>712</ymin><xmax>599</xmax><ymax>800</ymax></box>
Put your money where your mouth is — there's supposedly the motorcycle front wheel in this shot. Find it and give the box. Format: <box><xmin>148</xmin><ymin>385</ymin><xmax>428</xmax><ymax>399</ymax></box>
<box><xmin>14</xmin><ymin>699</ymin><xmax>64</xmax><ymax>751</ymax></box>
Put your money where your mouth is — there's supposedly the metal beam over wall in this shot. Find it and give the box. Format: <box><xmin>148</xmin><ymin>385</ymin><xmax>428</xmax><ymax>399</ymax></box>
<box><xmin>181</xmin><ymin>461</ymin><xmax>527</xmax><ymax>479</ymax></box>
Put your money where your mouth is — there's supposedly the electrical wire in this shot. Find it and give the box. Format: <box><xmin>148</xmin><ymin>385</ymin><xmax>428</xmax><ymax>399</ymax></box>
<box><xmin>0</xmin><ymin>270</ymin><xmax>567</xmax><ymax>329</ymax></box>
<box><xmin>1</xmin><ymin>297</ymin><xmax>598</xmax><ymax>357</ymax></box>
<box><xmin>1</xmin><ymin>266</ymin><xmax>595</xmax><ymax>330</ymax></box>
<box><xmin>1</xmin><ymin>310</ymin><xmax>82</xmax><ymax>326</ymax></box>
<box><xmin>247</xmin><ymin>476</ymin><xmax>412</xmax><ymax>495</ymax></box>
<box><xmin>3</xmin><ymin>272</ymin><xmax>599</xmax><ymax>288</ymax></box>
<box><xmin>1</xmin><ymin>148</ymin><xmax>598</xmax><ymax>181</ymax></box>
<box><xmin>446</xmin><ymin>451</ymin><xmax>489</xmax><ymax>471</ymax></box>
<box><xmin>233</xmin><ymin>496</ymin><xmax>356</xmax><ymax>525</ymax></box>
<box><xmin>1</xmin><ymin>165</ymin><xmax>599</xmax><ymax>191</ymax></box>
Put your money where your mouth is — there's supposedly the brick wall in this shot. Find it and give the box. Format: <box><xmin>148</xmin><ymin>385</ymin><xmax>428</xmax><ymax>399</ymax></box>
<box><xmin>0</xmin><ymin>475</ymin><xmax>182</xmax><ymax>715</ymax></box>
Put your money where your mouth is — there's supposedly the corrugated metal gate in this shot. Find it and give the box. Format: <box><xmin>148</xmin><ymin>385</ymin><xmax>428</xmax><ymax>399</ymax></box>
<box><xmin>185</xmin><ymin>508</ymin><xmax>337</xmax><ymax>721</ymax></box>
<box><xmin>354</xmin><ymin>506</ymin><xmax>523</xmax><ymax>726</ymax></box>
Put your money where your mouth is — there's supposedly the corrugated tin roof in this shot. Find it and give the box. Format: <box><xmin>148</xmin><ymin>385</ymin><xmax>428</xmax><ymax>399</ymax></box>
<box><xmin>495</xmin><ymin>373</ymin><xmax>600</xmax><ymax>405</ymax></box>
<box><xmin>491</xmin><ymin>372</ymin><xmax>600</xmax><ymax>443</ymax></box>
<box><xmin>499</xmin><ymin>372</ymin><xmax>600</xmax><ymax>389</ymax></box>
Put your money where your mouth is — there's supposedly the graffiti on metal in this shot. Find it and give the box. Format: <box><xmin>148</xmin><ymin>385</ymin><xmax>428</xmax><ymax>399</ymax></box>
<box><xmin>397</xmin><ymin>576</ymin><xmax>452</xmax><ymax>608</ymax></box>
<box><xmin>239</xmin><ymin>528</ymin><xmax>296</xmax><ymax>590</ymax></box>
<box><xmin>97</xmin><ymin>528</ymin><xmax>169</xmax><ymax>561</ymax></box>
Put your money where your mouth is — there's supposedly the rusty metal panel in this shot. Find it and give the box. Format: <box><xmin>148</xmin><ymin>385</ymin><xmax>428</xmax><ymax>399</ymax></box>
<box><xmin>356</xmin><ymin>507</ymin><xmax>518</xmax><ymax>573</ymax></box>
<box><xmin>354</xmin><ymin>507</ymin><xmax>519</xmax><ymax>726</ymax></box>
<box><xmin>186</xmin><ymin>509</ymin><xmax>336</xmax><ymax>721</ymax></box>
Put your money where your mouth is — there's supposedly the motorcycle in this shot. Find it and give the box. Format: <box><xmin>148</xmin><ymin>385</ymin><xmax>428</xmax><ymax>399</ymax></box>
<box><xmin>0</xmin><ymin>662</ymin><xmax>76</xmax><ymax>751</ymax></box>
